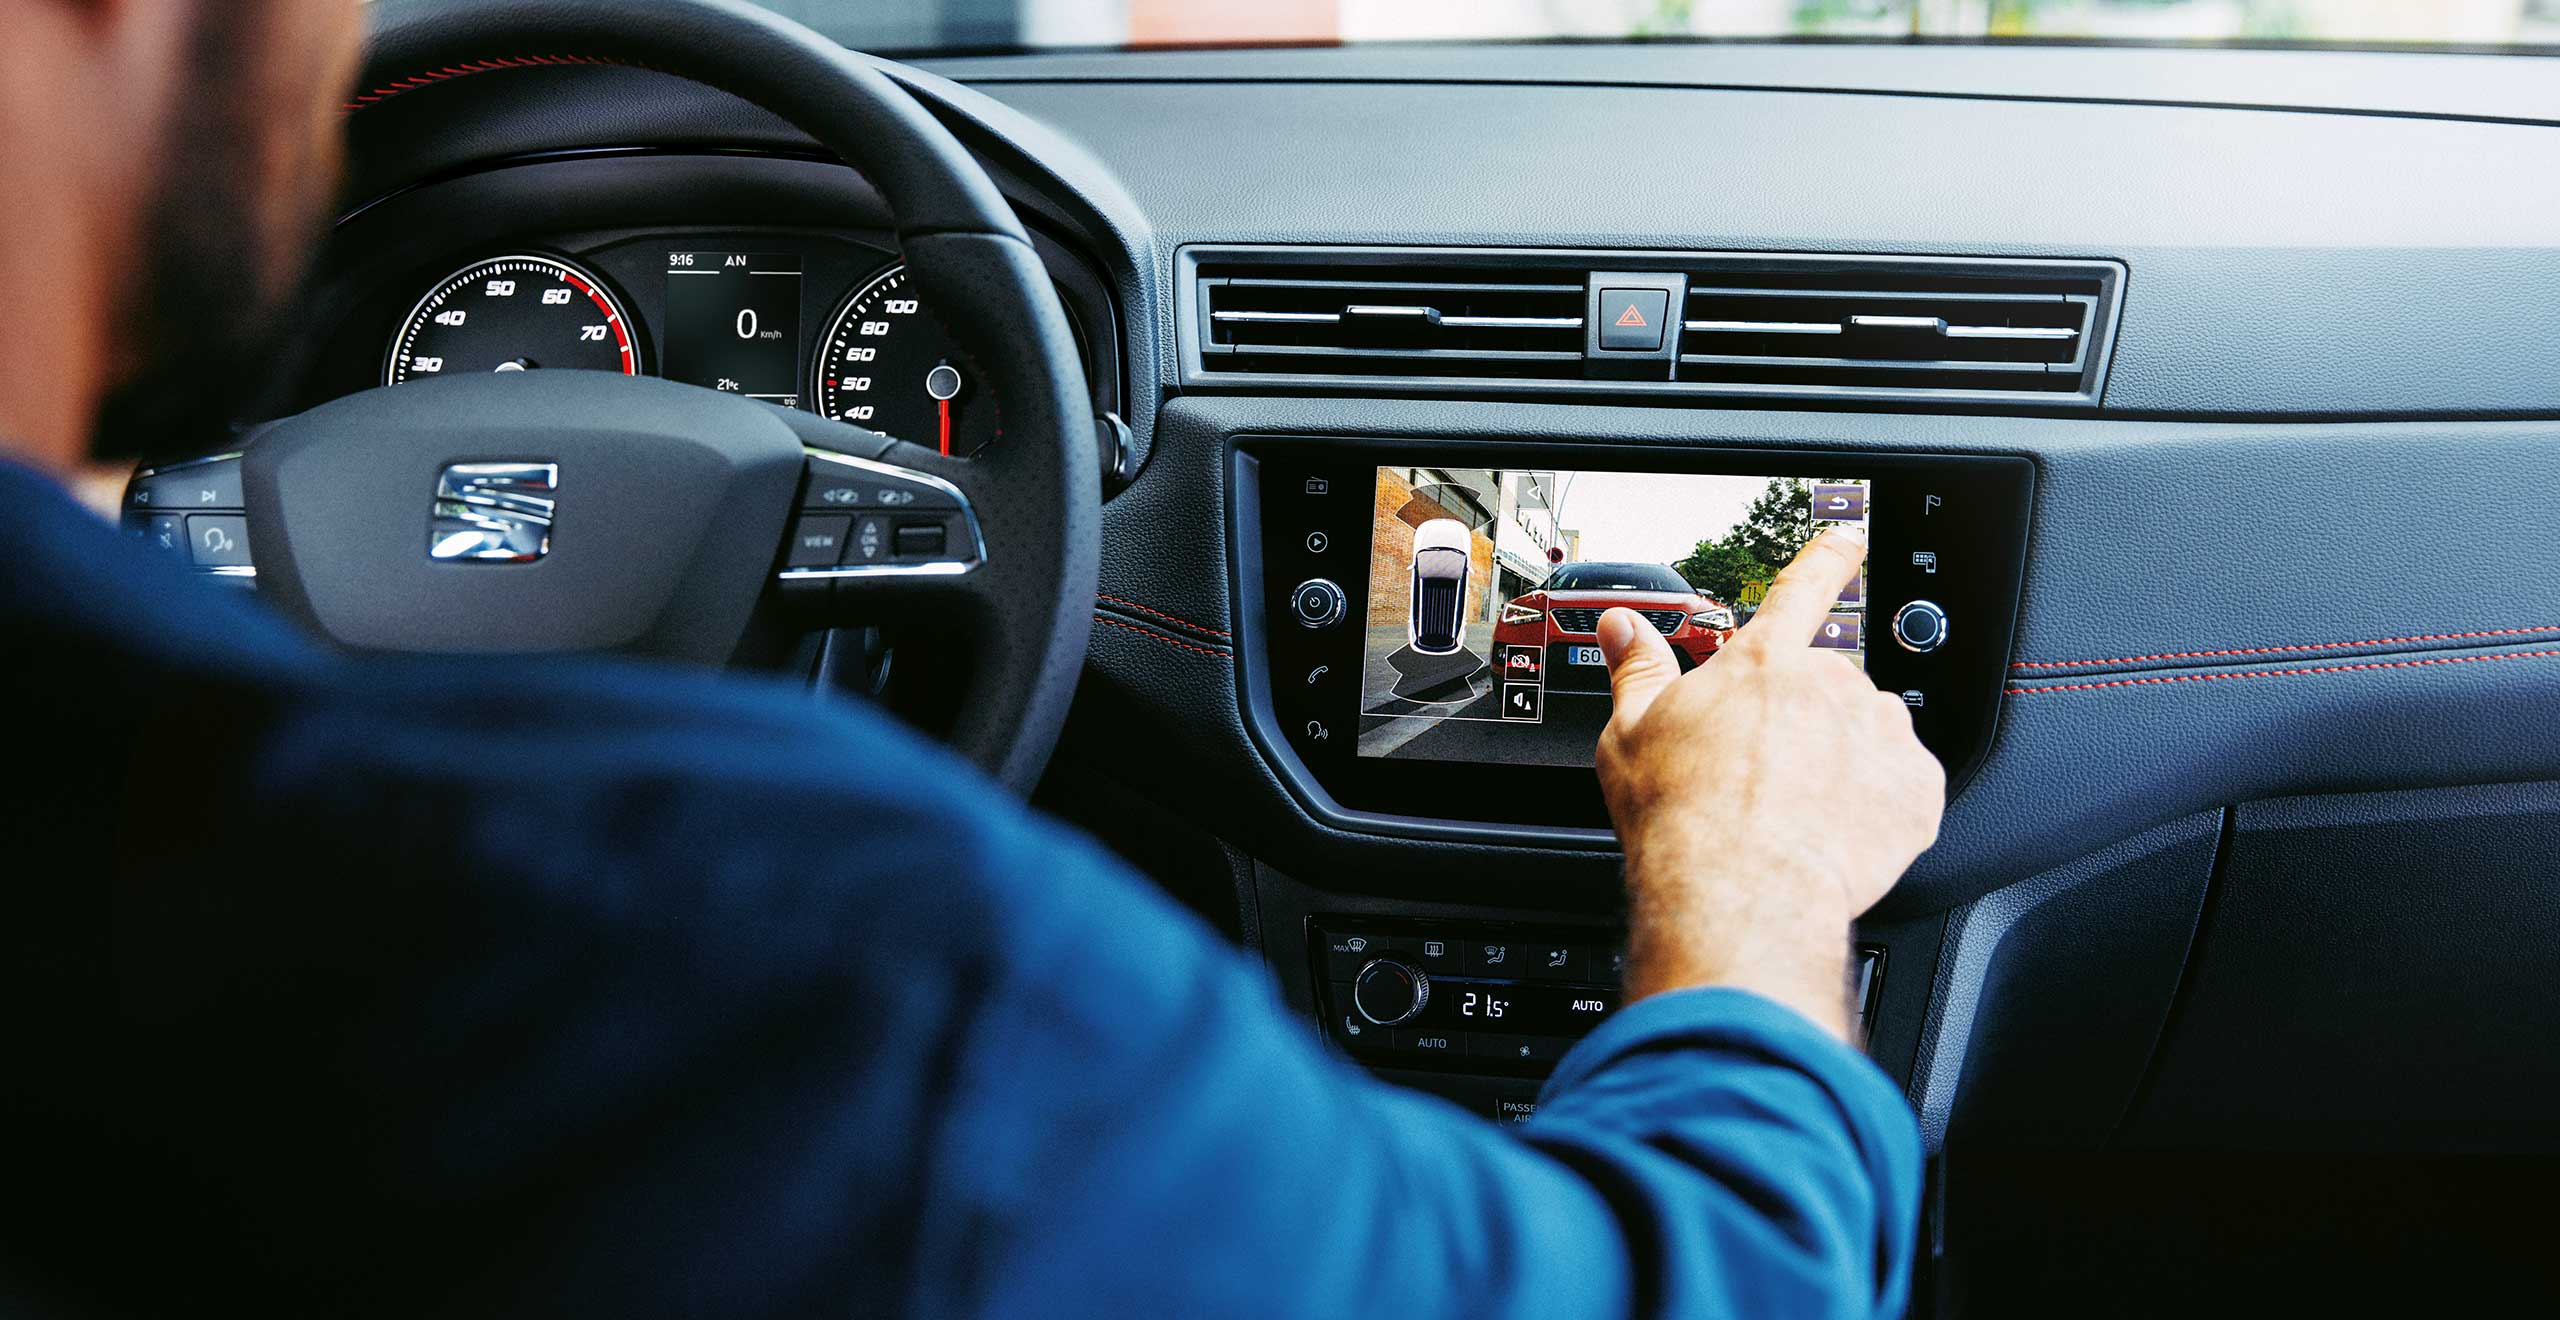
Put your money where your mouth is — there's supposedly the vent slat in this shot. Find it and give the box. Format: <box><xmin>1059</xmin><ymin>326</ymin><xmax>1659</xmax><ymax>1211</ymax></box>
<box><xmin>1205</xmin><ymin>343</ymin><xmax>1585</xmax><ymax>363</ymax></box>
<box><xmin>1678</xmin><ymin>353</ymin><xmax>2059</xmax><ymax>375</ymax></box>
<box><xmin>1221</xmin><ymin>277</ymin><xmax>1585</xmax><ymax>294</ymax></box>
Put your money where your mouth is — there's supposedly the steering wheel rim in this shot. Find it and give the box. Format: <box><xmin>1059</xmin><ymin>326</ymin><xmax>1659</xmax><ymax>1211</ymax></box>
<box><xmin>300</xmin><ymin>0</ymin><xmax>1100</xmax><ymax>792</ymax></box>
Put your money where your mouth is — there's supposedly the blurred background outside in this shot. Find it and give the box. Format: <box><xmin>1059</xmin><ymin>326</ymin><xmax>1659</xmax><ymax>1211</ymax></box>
<box><xmin>746</xmin><ymin>0</ymin><xmax>2560</xmax><ymax>55</ymax></box>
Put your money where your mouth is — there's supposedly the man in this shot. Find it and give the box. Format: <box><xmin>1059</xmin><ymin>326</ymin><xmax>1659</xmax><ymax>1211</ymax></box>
<box><xmin>0</xmin><ymin>1</ymin><xmax>1945</xmax><ymax>1315</ymax></box>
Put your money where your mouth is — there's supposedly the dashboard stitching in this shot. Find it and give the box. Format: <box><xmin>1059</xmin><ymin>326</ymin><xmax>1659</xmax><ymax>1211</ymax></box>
<box><xmin>2004</xmin><ymin>648</ymin><xmax>2560</xmax><ymax>696</ymax></box>
<box><xmin>1096</xmin><ymin>592</ymin><xmax>1231</xmax><ymax>639</ymax></box>
<box><xmin>2012</xmin><ymin>625</ymin><xmax>2560</xmax><ymax>670</ymax></box>
<box><xmin>345</xmin><ymin>56</ymin><xmax>627</xmax><ymax>112</ymax></box>
<box><xmin>1093</xmin><ymin>614</ymin><xmax>1234</xmax><ymax>661</ymax></box>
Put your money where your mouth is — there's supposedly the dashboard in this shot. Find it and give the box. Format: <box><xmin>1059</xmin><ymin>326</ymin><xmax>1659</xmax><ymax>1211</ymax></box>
<box><xmin>257</xmin><ymin>34</ymin><xmax>2560</xmax><ymax>1311</ymax></box>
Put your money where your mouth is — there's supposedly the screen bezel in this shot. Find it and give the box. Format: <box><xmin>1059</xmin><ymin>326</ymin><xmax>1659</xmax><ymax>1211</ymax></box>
<box><xmin>1237</xmin><ymin>438</ymin><xmax>2034</xmax><ymax>838</ymax></box>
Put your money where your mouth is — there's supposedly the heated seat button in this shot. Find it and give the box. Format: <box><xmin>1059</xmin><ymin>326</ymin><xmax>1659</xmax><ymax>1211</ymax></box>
<box><xmin>787</xmin><ymin>516</ymin><xmax>850</xmax><ymax>568</ymax></box>
<box><xmin>1598</xmin><ymin>288</ymin><xmax>1668</xmax><ymax>351</ymax></box>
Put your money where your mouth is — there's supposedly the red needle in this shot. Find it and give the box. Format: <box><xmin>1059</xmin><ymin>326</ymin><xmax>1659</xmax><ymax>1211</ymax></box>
<box><xmin>938</xmin><ymin>397</ymin><xmax>951</xmax><ymax>456</ymax></box>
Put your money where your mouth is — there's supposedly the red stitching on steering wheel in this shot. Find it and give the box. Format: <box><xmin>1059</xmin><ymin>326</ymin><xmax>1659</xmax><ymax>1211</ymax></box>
<box><xmin>345</xmin><ymin>55</ymin><xmax>628</xmax><ymax>112</ymax></box>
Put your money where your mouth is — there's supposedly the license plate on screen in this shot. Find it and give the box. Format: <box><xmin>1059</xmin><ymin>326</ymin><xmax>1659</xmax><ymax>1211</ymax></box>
<box><xmin>1568</xmin><ymin>645</ymin><xmax>1606</xmax><ymax>666</ymax></box>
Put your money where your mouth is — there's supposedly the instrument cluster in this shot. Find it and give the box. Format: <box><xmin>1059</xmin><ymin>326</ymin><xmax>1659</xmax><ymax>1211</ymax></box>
<box><xmin>321</xmin><ymin>227</ymin><xmax>1117</xmax><ymax>460</ymax></box>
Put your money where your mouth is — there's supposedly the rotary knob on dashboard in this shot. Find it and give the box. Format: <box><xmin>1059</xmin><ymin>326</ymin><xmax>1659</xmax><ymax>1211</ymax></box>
<box><xmin>1352</xmin><ymin>957</ymin><xmax>1431</xmax><ymax>1027</ymax></box>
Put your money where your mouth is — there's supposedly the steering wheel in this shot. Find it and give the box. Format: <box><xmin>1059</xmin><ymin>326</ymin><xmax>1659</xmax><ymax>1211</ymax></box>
<box><xmin>211</xmin><ymin>0</ymin><xmax>1099</xmax><ymax>792</ymax></box>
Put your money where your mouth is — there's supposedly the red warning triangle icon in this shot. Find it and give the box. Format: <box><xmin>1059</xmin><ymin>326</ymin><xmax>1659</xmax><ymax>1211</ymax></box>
<box><xmin>1614</xmin><ymin>304</ymin><xmax>1649</xmax><ymax>328</ymax></box>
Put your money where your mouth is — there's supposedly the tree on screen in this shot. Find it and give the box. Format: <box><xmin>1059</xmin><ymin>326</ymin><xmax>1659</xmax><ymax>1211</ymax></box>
<box><xmin>1673</xmin><ymin>539</ymin><xmax>1766</xmax><ymax>604</ymax></box>
<box><xmin>1673</xmin><ymin>477</ymin><xmax>1813</xmax><ymax>602</ymax></box>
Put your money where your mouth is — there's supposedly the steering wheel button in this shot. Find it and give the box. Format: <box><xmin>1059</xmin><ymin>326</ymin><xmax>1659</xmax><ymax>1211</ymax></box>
<box><xmin>848</xmin><ymin>514</ymin><xmax>891</xmax><ymax>563</ymax></box>
<box><xmin>138</xmin><ymin>516</ymin><xmax>186</xmax><ymax>557</ymax></box>
<box><xmin>186</xmin><ymin>515</ymin><xmax>252</xmax><ymax>568</ymax></box>
<box><xmin>131</xmin><ymin>459</ymin><xmax>243</xmax><ymax>513</ymax></box>
<box><xmin>787</xmin><ymin>515</ymin><xmax>850</xmax><ymax>568</ymax></box>
<box><xmin>893</xmin><ymin>521</ymin><xmax>949</xmax><ymax>558</ymax></box>
<box><xmin>804</xmin><ymin>467</ymin><xmax>961</xmax><ymax>513</ymax></box>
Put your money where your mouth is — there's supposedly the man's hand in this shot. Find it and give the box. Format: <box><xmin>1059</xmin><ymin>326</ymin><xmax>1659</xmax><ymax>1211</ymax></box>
<box><xmin>1595</xmin><ymin>524</ymin><xmax>1944</xmax><ymax>1038</ymax></box>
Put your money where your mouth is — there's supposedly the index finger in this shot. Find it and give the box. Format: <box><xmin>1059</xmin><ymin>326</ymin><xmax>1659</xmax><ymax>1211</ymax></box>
<box><xmin>1742</xmin><ymin>524</ymin><xmax>1868</xmax><ymax>648</ymax></box>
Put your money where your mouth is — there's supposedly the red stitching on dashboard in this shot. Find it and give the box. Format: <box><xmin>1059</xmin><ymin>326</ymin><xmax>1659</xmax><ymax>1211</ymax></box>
<box><xmin>2005</xmin><ymin>648</ymin><xmax>2560</xmax><ymax>696</ymax></box>
<box><xmin>1096</xmin><ymin>593</ymin><xmax>1232</xmax><ymax>639</ymax></box>
<box><xmin>2011</xmin><ymin>625</ymin><xmax>2560</xmax><ymax>670</ymax></box>
<box><xmin>344</xmin><ymin>55</ymin><xmax>626</xmax><ymax>111</ymax></box>
<box><xmin>1093</xmin><ymin>615</ymin><xmax>1234</xmax><ymax>661</ymax></box>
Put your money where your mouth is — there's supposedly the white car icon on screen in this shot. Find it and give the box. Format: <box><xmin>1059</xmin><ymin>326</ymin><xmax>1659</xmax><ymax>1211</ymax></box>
<box><xmin>1408</xmin><ymin>518</ymin><xmax>1472</xmax><ymax>656</ymax></box>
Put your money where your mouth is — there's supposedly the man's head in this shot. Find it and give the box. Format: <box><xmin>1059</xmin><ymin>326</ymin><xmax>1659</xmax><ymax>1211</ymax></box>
<box><xmin>0</xmin><ymin>0</ymin><xmax>361</xmax><ymax>473</ymax></box>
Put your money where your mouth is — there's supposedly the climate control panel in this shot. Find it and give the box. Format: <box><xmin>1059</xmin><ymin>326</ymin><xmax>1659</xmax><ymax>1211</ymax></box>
<box><xmin>1312</xmin><ymin>918</ymin><xmax>1627</xmax><ymax>1072</ymax></box>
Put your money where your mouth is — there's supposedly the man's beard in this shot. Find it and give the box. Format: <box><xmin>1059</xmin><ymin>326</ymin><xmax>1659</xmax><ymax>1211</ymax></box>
<box><xmin>91</xmin><ymin>10</ymin><xmax>330</xmax><ymax>465</ymax></box>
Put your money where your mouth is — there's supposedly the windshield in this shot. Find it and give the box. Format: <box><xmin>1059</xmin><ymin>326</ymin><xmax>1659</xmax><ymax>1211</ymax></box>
<box><xmin>746</xmin><ymin>0</ymin><xmax>2560</xmax><ymax>57</ymax></box>
<box><xmin>1546</xmin><ymin>563</ymin><xmax>1694</xmax><ymax>594</ymax></box>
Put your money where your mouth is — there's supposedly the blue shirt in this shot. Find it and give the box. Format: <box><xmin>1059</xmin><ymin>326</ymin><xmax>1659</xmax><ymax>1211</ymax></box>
<box><xmin>0</xmin><ymin>459</ymin><xmax>1918</xmax><ymax>1317</ymax></box>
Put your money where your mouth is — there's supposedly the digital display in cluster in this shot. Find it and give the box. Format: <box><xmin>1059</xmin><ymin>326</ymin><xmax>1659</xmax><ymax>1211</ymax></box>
<box><xmin>663</xmin><ymin>251</ymin><xmax>803</xmax><ymax>407</ymax></box>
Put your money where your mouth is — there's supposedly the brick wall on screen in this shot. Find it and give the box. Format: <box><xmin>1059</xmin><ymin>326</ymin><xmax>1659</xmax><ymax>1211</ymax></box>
<box><xmin>1368</xmin><ymin>469</ymin><xmax>1415</xmax><ymax>630</ymax></box>
<box><xmin>1368</xmin><ymin>468</ymin><xmax>1493</xmax><ymax>632</ymax></box>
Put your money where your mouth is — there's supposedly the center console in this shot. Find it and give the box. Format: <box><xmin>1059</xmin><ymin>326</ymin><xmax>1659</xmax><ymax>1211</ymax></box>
<box><xmin>1224</xmin><ymin>436</ymin><xmax>2030</xmax><ymax>1112</ymax></box>
<box><xmin>1231</xmin><ymin>438</ymin><xmax>2035</xmax><ymax>840</ymax></box>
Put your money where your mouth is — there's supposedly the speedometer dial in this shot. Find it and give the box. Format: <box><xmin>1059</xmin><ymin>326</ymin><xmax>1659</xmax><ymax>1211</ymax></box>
<box><xmin>813</xmin><ymin>264</ymin><xmax>998</xmax><ymax>457</ymax></box>
<box><xmin>385</xmin><ymin>255</ymin><xmax>638</xmax><ymax>386</ymax></box>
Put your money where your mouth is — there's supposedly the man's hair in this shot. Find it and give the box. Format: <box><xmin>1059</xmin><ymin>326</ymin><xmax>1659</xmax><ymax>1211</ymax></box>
<box><xmin>92</xmin><ymin>6</ymin><xmax>325</xmax><ymax>464</ymax></box>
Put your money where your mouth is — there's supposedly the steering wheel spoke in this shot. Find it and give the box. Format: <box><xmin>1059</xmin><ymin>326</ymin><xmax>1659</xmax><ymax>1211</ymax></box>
<box><xmin>122</xmin><ymin>452</ymin><xmax>258</xmax><ymax>585</ymax></box>
<box><xmin>778</xmin><ymin>444</ymin><xmax>990</xmax><ymax>607</ymax></box>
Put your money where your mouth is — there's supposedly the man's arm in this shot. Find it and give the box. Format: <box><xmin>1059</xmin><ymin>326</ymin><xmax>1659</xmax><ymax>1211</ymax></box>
<box><xmin>69</xmin><ymin>530</ymin><xmax>1934</xmax><ymax>1317</ymax></box>
<box><xmin>901</xmin><ymin>526</ymin><xmax>1932</xmax><ymax>1317</ymax></box>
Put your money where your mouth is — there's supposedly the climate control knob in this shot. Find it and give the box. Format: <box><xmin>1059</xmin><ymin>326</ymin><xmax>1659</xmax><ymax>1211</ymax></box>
<box><xmin>1352</xmin><ymin>957</ymin><xmax>1431</xmax><ymax>1027</ymax></box>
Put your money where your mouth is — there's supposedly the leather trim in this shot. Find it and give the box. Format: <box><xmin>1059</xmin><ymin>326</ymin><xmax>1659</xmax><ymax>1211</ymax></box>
<box><xmin>1095</xmin><ymin>592</ymin><xmax>1230</xmax><ymax>641</ymax></box>
<box><xmin>2006</xmin><ymin>647</ymin><xmax>2560</xmax><ymax>697</ymax></box>
<box><xmin>2013</xmin><ymin>624</ymin><xmax>2560</xmax><ymax>672</ymax></box>
<box><xmin>1092</xmin><ymin>612</ymin><xmax>1233</xmax><ymax>661</ymax></box>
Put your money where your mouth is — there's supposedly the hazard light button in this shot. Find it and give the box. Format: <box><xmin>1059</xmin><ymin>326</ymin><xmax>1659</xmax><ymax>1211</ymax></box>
<box><xmin>1597</xmin><ymin>288</ymin><xmax>1668</xmax><ymax>351</ymax></box>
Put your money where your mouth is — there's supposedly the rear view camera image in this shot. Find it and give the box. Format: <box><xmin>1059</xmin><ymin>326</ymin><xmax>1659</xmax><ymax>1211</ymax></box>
<box><xmin>1357</xmin><ymin>467</ymin><xmax>1869</xmax><ymax>768</ymax></box>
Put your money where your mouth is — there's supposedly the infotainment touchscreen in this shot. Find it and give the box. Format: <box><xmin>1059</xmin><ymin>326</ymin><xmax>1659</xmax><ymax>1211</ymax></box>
<box><xmin>1356</xmin><ymin>466</ymin><xmax>1869</xmax><ymax>769</ymax></box>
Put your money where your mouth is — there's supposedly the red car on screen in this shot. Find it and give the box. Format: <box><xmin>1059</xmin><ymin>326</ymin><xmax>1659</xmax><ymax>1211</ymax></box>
<box><xmin>1491</xmin><ymin>562</ymin><xmax>1736</xmax><ymax>691</ymax></box>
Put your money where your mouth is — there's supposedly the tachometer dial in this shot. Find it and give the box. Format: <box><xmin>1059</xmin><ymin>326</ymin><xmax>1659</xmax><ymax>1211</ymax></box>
<box><xmin>385</xmin><ymin>255</ymin><xmax>638</xmax><ymax>386</ymax></box>
<box><xmin>813</xmin><ymin>264</ymin><xmax>998</xmax><ymax>457</ymax></box>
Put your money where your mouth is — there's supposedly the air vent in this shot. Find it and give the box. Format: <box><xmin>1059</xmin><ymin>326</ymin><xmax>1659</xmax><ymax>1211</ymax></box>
<box><xmin>1678</xmin><ymin>273</ymin><xmax>2099</xmax><ymax>394</ymax></box>
<box><xmin>1198</xmin><ymin>263</ymin><xmax>1589</xmax><ymax>380</ymax></box>
<box><xmin>1180</xmin><ymin>246</ymin><xmax>2123</xmax><ymax>408</ymax></box>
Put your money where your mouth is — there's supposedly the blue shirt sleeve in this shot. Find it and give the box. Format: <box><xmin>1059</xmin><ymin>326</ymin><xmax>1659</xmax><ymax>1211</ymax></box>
<box><xmin>73</xmin><ymin>637</ymin><xmax>1918</xmax><ymax>1318</ymax></box>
